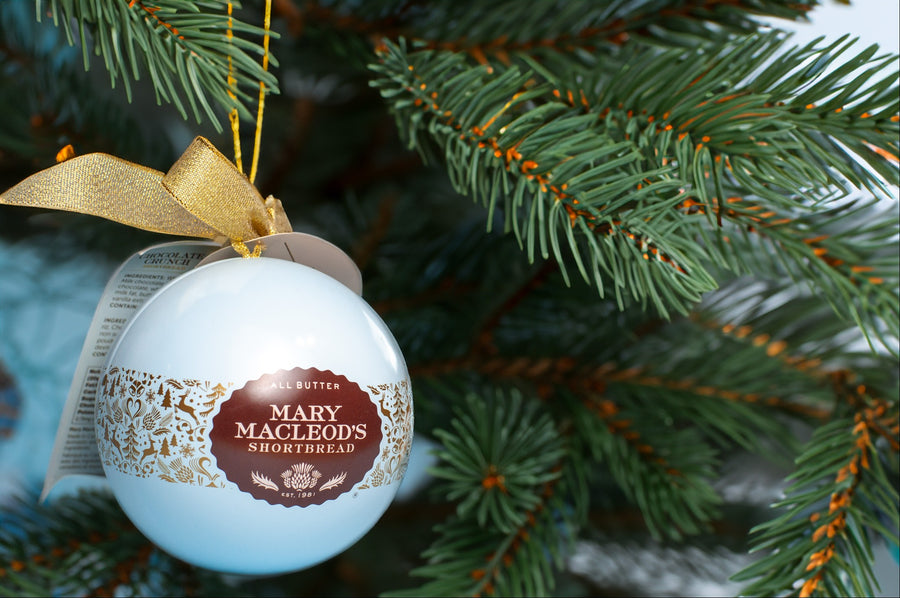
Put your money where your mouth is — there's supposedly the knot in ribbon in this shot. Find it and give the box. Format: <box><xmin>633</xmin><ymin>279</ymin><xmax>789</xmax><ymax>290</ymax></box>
<box><xmin>0</xmin><ymin>137</ymin><xmax>291</xmax><ymax>245</ymax></box>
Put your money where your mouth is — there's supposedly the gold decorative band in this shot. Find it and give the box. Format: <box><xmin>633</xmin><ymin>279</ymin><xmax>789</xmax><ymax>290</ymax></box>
<box><xmin>95</xmin><ymin>368</ymin><xmax>412</xmax><ymax>491</ymax></box>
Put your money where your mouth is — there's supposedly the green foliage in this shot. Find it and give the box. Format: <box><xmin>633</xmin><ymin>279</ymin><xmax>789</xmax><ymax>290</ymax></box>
<box><xmin>369</xmin><ymin>31</ymin><xmax>899</xmax><ymax>352</ymax></box>
<box><xmin>0</xmin><ymin>489</ymin><xmax>239</xmax><ymax>597</ymax></box>
<box><xmin>0</xmin><ymin>1</ymin><xmax>173</xmax><ymax>166</ymax></box>
<box><xmin>717</xmin><ymin>198</ymin><xmax>900</xmax><ymax>355</ymax></box>
<box><xmin>733</xmin><ymin>407</ymin><xmax>900</xmax><ymax>596</ymax></box>
<box><xmin>370</xmin><ymin>39</ymin><xmax>714</xmax><ymax>316</ymax></box>
<box><xmin>565</xmin><ymin>32</ymin><xmax>900</xmax><ymax>197</ymax></box>
<box><xmin>569</xmin><ymin>391</ymin><xmax>723</xmax><ymax>540</ymax></box>
<box><xmin>316</xmin><ymin>0</ymin><xmax>818</xmax><ymax>54</ymax></box>
<box><xmin>37</xmin><ymin>0</ymin><xmax>279</xmax><ymax>129</ymax></box>
<box><xmin>392</xmin><ymin>388</ymin><xmax>586</xmax><ymax>597</ymax></box>
<box><xmin>429</xmin><ymin>389</ymin><xmax>566</xmax><ymax>533</ymax></box>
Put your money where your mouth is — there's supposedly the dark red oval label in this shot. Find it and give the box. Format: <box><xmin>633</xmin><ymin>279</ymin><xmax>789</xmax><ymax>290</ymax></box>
<box><xmin>209</xmin><ymin>367</ymin><xmax>382</xmax><ymax>507</ymax></box>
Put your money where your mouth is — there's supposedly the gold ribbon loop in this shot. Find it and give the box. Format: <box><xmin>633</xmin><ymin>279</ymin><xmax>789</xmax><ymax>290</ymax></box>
<box><xmin>0</xmin><ymin>136</ymin><xmax>292</xmax><ymax>243</ymax></box>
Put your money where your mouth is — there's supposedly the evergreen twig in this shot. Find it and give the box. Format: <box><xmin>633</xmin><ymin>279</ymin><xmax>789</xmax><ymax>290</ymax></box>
<box><xmin>37</xmin><ymin>0</ymin><xmax>279</xmax><ymax>130</ymax></box>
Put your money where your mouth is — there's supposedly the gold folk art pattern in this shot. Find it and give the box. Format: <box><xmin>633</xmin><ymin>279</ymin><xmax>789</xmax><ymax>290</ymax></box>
<box><xmin>96</xmin><ymin>368</ymin><xmax>229</xmax><ymax>488</ymax></box>
<box><xmin>95</xmin><ymin>368</ymin><xmax>413</xmax><ymax>490</ymax></box>
<box><xmin>359</xmin><ymin>380</ymin><xmax>414</xmax><ymax>489</ymax></box>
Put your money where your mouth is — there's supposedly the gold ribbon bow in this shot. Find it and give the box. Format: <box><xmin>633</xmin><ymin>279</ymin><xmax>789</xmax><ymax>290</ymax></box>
<box><xmin>0</xmin><ymin>136</ymin><xmax>292</xmax><ymax>246</ymax></box>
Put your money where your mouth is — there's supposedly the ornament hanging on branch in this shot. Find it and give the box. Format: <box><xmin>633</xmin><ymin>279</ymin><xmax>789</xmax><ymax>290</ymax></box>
<box><xmin>0</xmin><ymin>1</ymin><xmax>414</xmax><ymax>575</ymax></box>
<box><xmin>95</xmin><ymin>245</ymin><xmax>413</xmax><ymax>574</ymax></box>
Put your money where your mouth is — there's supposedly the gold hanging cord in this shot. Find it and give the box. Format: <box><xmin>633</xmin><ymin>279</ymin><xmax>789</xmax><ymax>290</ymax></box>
<box><xmin>227</xmin><ymin>0</ymin><xmax>272</xmax><ymax>185</ymax></box>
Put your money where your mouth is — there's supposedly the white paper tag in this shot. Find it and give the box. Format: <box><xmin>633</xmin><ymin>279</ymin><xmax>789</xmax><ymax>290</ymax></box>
<box><xmin>40</xmin><ymin>240</ymin><xmax>219</xmax><ymax>501</ymax></box>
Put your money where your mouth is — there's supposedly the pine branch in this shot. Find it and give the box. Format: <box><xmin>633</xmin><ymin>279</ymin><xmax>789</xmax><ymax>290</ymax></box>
<box><xmin>708</xmin><ymin>197</ymin><xmax>900</xmax><ymax>355</ymax></box>
<box><xmin>696</xmin><ymin>277</ymin><xmax>900</xmax><ymax>378</ymax></box>
<box><xmin>304</xmin><ymin>0</ymin><xmax>819</xmax><ymax>61</ymax></box>
<box><xmin>370</xmin><ymin>39</ymin><xmax>714</xmax><ymax>317</ymax></box>
<box><xmin>0</xmin><ymin>489</ymin><xmax>238</xmax><ymax>597</ymax></box>
<box><xmin>406</xmin><ymin>265</ymin><xmax>896</xmax><ymax>458</ymax></box>
<box><xmin>567</xmin><ymin>393</ymin><xmax>720</xmax><ymax>541</ymax></box>
<box><xmin>389</xmin><ymin>387</ymin><xmax>584</xmax><ymax>597</ymax></box>
<box><xmin>37</xmin><ymin>0</ymin><xmax>279</xmax><ymax>130</ymax></box>
<box><xmin>410</xmin><ymin>270</ymin><xmax>879</xmax><ymax>438</ymax></box>
<box><xmin>405</xmin><ymin>261</ymin><xmax>898</xmax><ymax>559</ymax></box>
<box><xmin>390</xmin><ymin>507</ymin><xmax>566</xmax><ymax>597</ymax></box>
<box><xmin>0</xmin><ymin>1</ymin><xmax>173</xmax><ymax>165</ymax></box>
<box><xmin>598</xmin><ymin>365</ymin><xmax>817</xmax><ymax>452</ymax></box>
<box><xmin>369</xmin><ymin>31</ymin><xmax>899</xmax><ymax>340</ymax></box>
<box><xmin>429</xmin><ymin>389</ymin><xmax>566</xmax><ymax>533</ymax></box>
<box><xmin>557</xmin><ymin>34</ymin><xmax>899</xmax><ymax>341</ymax></box>
<box><xmin>619</xmin><ymin>274</ymin><xmax>900</xmax><ymax>444</ymax></box>
<box><xmin>4</xmin><ymin>3</ymin><xmax>899</xmax><ymax>597</ymax></box>
<box><xmin>577</xmin><ymin>32</ymin><xmax>900</xmax><ymax>197</ymax></box>
<box><xmin>733</xmin><ymin>398</ymin><xmax>900</xmax><ymax>597</ymax></box>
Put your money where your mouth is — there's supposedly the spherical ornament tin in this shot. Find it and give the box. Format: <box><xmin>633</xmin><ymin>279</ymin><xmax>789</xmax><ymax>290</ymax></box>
<box><xmin>95</xmin><ymin>255</ymin><xmax>413</xmax><ymax>575</ymax></box>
